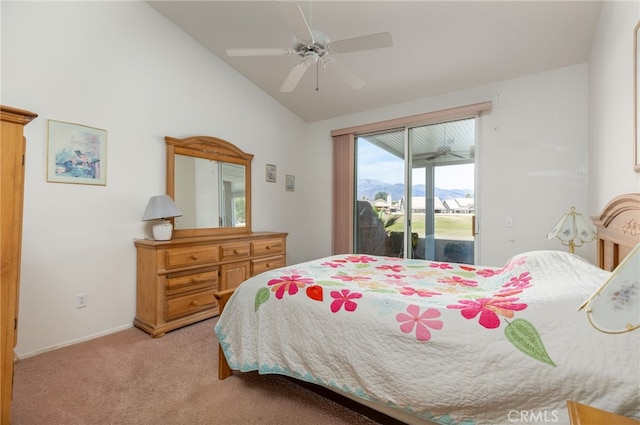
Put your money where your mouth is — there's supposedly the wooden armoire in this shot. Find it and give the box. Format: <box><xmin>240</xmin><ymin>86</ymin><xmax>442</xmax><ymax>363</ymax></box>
<box><xmin>1</xmin><ymin>105</ymin><xmax>37</xmax><ymax>424</ymax></box>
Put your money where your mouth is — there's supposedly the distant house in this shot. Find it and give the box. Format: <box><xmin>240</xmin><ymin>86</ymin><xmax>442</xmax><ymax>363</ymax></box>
<box><xmin>434</xmin><ymin>197</ymin><xmax>445</xmax><ymax>213</ymax></box>
<box><xmin>371</xmin><ymin>198</ymin><xmax>388</xmax><ymax>210</ymax></box>
<box><xmin>411</xmin><ymin>197</ymin><xmax>425</xmax><ymax>213</ymax></box>
<box><xmin>384</xmin><ymin>196</ymin><xmax>469</xmax><ymax>214</ymax></box>
<box><xmin>443</xmin><ymin>198</ymin><xmax>474</xmax><ymax>213</ymax></box>
<box><xmin>401</xmin><ymin>197</ymin><xmax>445</xmax><ymax>213</ymax></box>
<box><xmin>455</xmin><ymin>197</ymin><xmax>474</xmax><ymax>213</ymax></box>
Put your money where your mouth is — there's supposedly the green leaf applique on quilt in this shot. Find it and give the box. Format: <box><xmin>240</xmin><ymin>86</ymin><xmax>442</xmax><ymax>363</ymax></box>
<box><xmin>504</xmin><ymin>318</ymin><xmax>556</xmax><ymax>366</ymax></box>
<box><xmin>254</xmin><ymin>287</ymin><xmax>270</xmax><ymax>312</ymax></box>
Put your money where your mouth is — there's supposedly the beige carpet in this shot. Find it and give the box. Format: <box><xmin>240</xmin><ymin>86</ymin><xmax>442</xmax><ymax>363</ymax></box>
<box><xmin>11</xmin><ymin>317</ymin><xmax>384</xmax><ymax>425</ymax></box>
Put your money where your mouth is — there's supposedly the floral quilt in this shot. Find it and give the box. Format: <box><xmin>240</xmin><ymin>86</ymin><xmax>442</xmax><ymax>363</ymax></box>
<box><xmin>215</xmin><ymin>250</ymin><xmax>640</xmax><ymax>425</ymax></box>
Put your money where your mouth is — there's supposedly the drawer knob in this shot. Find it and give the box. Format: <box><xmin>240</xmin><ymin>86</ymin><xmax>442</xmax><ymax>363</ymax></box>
<box><xmin>191</xmin><ymin>278</ymin><xmax>198</xmax><ymax>284</ymax></box>
<box><xmin>190</xmin><ymin>254</ymin><xmax>199</xmax><ymax>260</ymax></box>
<box><xmin>266</xmin><ymin>245</ymin><xmax>271</xmax><ymax>250</ymax></box>
<box><xmin>233</xmin><ymin>249</ymin><xmax>239</xmax><ymax>254</ymax></box>
<box><xmin>266</xmin><ymin>263</ymin><xmax>271</xmax><ymax>267</ymax></box>
<box><xmin>191</xmin><ymin>299</ymin><xmax>199</xmax><ymax>306</ymax></box>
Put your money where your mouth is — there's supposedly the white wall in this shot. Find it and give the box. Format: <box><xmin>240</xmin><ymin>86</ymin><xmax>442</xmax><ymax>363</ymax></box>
<box><xmin>2</xmin><ymin>1</ymin><xmax>308</xmax><ymax>357</ymax></box>
<box><xmin>588</xmin><ymin>1</ymin><xmax>640</xmax><ymax>211</ymax></box>
<box><xmin>308</xmin><ymin>64</ymin><xmax>592</xmax><ymax>267</ymax></box>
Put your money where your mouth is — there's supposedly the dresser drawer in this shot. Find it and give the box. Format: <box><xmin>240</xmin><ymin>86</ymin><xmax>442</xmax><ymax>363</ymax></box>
<box><xmin>220</xmin><ymin>241</ymin><xmax>250</xmax><ymax>261</ymax></box>
<box><xmin>164</xmin><ymin>245</ymin><xmax>219</xmax><ymax>269</ymax></box>
<box><xmin>252</xmin><ymin>255</ymin><xmax>285</xmax><ymax>275</ymax></box>
<box><xmin>166</xmin><ymin>290</ymin><xmax>217</xmax><ymax>320</ymax></box>
<box><xmin>165</xmin><ymin>267</ymin><xmax>218</xmax><ymax>296</ymax></box>
<box><xmin>251</xmin><ymin>238</ymin><xmax>284</xmax><ymax>256</ymax></box>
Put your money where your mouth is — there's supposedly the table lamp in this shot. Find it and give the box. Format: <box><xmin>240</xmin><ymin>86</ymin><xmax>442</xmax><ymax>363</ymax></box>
<box><xmin>142</xmin><ymin>195</ymin><xmax>183</xmax><ymax>241</ymax></box>
<box><xmin>546</xmin><ymin>206</ymin><xmax>596</xmax><ymax>253</ymax></box>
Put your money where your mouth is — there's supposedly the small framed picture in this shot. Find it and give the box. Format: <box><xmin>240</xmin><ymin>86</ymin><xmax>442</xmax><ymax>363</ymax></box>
<box><xmin>266</xmin><ymin>164</ymin><xmax>276</xmax><ymax>182</ymax></box>
<box><xmin>47</xmin><ymin>119</ymin><xmax>107</xmax><ymax>185</ymax></box>
<box><xmin>286</xmin><ymin>174</ymin><xmax>295</xmax><ymax>191</ymax></box>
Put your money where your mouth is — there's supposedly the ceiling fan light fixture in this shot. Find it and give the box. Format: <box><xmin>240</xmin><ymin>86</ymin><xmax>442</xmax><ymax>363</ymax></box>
<box><xmin>230</xmin><ymin>1</ymin><xmax>392</xmax><ymax>92</ymax></box>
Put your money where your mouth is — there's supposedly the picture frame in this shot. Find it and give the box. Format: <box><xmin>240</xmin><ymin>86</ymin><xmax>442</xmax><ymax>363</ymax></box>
<box><xmin>286</xmin><ymin>174</ymin><xmax>295</xmax><ymax>191</ymax></box>
<box><xmin>635</xmin><ymin>20</ymin><xmax>640</xmax><ymax>172</ymax></box>
<box><xmin>266</xmin><ymin>164</ymin><xmax>276</xmax><ymax>182</ymax></box>
<box><xmin>47</xmin><ymin>120</ymin><xmax>107</xmax><ymax>185</ymax></box>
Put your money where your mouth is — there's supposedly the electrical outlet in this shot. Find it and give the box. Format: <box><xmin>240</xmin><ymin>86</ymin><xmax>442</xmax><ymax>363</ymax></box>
<box><xmin>76</xmin><ymin>293</ymin><xmax>87</xmax><ymax>309</ymax></box>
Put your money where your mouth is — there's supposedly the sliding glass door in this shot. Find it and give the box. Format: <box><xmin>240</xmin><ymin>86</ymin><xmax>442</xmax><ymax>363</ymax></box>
<box><xmin>355</xmin><ymin>119</ymin><xmax>476</xmax><ymax>263</ymax></box>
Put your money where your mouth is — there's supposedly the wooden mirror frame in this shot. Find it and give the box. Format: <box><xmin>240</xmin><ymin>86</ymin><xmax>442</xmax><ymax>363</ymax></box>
<box><xmin>166</xmin><ymin>135</ymin><xmax>254</xmax><ymax>238</ymax></box>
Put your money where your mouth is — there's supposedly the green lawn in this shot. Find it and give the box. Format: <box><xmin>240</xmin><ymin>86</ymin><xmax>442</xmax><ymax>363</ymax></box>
<box><xmin>383</xmin><ymin>213</ymin><xmax>473</xmax><ymax>240</ymax></box>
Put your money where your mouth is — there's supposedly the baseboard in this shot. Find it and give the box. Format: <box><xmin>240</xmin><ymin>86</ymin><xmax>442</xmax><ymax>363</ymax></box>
<box><xmin>16</xmin><ymin>323</ymin><xmax>134</xmax><ymax>360</ymax></box>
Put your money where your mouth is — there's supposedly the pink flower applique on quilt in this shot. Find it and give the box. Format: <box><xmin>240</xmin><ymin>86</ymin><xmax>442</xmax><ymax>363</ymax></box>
<box><xmin>344</xmin><ymin>255</ymin><xmax>377</xmax><ymax>264</ymax></box>
<box><xmin>446</xmin><ymin>296</ymin><xmax>528</xmax><ymax>329</ymax></box>
<box><xmin>267</xmin><ymin>274</ymin><xmax>314</xmax><ymax>299</ymax></box>
<box><xmin>330</xmin><ymin>289</ymin><xmax>363</xmax><ymax>313</ymax></box>
<box><xmin>396</xmin><ymin>304</ymin><xmax>443</xmax><ymax>341</ymax></box>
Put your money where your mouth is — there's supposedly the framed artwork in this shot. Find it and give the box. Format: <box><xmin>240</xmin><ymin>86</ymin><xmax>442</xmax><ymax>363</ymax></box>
<box><xmin>266</xmin><ymin>164</ymin><xmax>276</xmax><ymax>182</ymax></box>
<box><xmin>635</xmin><ymin>20</ymin><xmax>640</xmax><ymax>172</ymax></box>
<box><xmin>47</xmin><ymin>120</ymin><xmax>107</xmax><ymax>185</ymax></box>
<box><xmin>286</xmin><ymin>174</ymin><xmax>295</xmax><ymax>191</ymax></box>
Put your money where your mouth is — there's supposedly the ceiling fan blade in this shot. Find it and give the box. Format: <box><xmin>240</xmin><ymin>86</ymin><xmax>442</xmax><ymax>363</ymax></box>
<box><xmin>328</xmin><ymin>60</ymin><xmax>366</xmax><ymax>90</ymax></box>
<box><xmin>450</xmin><ymin>153</ymin><xmax>465</xmax><ymax>159</ymax></box>
<box><xmin>328</xmin><ymin>32</ymin><xmax>393</xmax><ymax>54</ymax></box>
<box><xmin>414</xmin><ymin>150</ymin><xmax>455</xmax><ymax>162</ymax></box>
<box><xmin>226</xmin><ymin>48</ymin><xmax>295</xmax><ymax>57</ymax></box>
<box><xmin>278</xmin><ymin>1</ymin><xmax>314</xmax><ymax>45</ymax></box>
<box><xmin>280</xmin><ymin>60</ymin><xmax>311</xmax><ymax>92</ymax></box>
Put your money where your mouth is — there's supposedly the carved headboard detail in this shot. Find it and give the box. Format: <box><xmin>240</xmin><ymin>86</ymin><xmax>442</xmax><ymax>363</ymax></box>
<box><xmin>592</xmin><ymin>193</ymin><xmax>640</xmax><ymax>271</ymax></box>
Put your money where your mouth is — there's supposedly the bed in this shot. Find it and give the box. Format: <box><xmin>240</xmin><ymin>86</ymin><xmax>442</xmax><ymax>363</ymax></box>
<box><xmin>214</xmin><ymin>193</ymin><xmax>640</xmax><ymax>425</ymax></box>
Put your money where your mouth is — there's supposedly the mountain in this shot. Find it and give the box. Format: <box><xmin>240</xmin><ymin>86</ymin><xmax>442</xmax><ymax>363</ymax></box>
<box><xmin>357</xmin><ymin>179</ymin><xmax>473</xmax><ymax>202</ymax></box>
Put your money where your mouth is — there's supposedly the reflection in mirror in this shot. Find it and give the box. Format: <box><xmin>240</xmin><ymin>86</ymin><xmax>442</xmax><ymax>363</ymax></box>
<box><xmin>166</xmin><ymin>135</ymin><xmax>253</xmax><ymax>238</ymax></box>
<box><xmin>221</xmin><ymin>162</ymin><xmax>246</xmax><ymax>227</ymax></box>
<box><xmin>173</xmin><ymin>155</ymin><xmax>246</xmax><ymax>230</ymax></box>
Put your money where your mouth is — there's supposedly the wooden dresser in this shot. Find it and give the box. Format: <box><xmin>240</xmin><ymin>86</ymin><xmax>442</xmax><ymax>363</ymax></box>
<box><xmin>133</xmin><ymin>231</ymin><xmax>286</xmax><ymax>337</ymax></box>
<box><xmin>1</xmin><ymin>105</ymin><xmax>37</xmax><ymax>424</ymax></box>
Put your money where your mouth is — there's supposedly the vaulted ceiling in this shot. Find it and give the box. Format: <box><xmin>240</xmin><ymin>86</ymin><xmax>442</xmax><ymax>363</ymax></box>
<box><xmin>147</xmin><ymin>1</ymin><xmax>602</xmax><ymax>123</ymax></box>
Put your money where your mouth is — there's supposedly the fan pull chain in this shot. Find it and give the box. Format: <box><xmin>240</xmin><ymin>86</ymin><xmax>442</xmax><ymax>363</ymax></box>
<box><xmin>316</xmin><ymin>60</ymin><xmax>319</xmax><ymax>91</ymax></box>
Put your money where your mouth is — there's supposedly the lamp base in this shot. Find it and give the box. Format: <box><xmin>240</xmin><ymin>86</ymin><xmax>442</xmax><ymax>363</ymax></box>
<box><xmin>152</xmin><ymin>220</ymin><xmax>173</xmax><ymax>241</ymax></box>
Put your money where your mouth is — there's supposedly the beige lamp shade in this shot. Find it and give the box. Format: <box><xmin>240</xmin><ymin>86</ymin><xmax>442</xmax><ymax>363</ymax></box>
<box><xmin>142</xmin><ymin>195</ymin><xmax>183</xmax><ymax>241</ymax></box>
<box><xmin>546</xmin><ymin>207</ymin><xmax>596</xmax><ymax>253</ymax></box>
<box><xmin>580</xmin><ymin>242</ymin><xmax>640</xmax><ymax>334</ymax></box>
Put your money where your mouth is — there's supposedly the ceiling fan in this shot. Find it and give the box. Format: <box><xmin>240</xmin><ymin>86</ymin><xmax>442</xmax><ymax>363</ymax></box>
<box><xmin>225</xmin><ymin>1</ymin><xmax>393</xmax><ymax>92</ymax></box>
<box><xmin>426</xmin><ymin>146</ymin><xmax>465</xmax><ymax>161</ymax></box>
<box><xmin>420</xmin><ymin>146</ymin><xmax>467</xmax><ymax>161</ymax></box>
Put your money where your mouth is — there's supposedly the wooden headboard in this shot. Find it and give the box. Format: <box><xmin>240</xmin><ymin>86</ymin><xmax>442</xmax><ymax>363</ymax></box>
<box><xmin>591</xmin><ymin>193</ymin><xmax>640</xmax><ymax>271</ymax></box>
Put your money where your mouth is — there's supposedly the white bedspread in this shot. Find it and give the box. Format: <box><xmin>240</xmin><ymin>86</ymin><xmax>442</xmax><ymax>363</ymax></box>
<box><xmin>215</xmin><ymin>250</ymin><xmax>640</xmax><ymax>425</ymax></box>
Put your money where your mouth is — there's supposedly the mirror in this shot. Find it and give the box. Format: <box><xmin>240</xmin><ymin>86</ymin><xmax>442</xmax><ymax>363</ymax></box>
<box><xmin>166</xmin><ymin>136</ymin><xmax>253</xmax><ymax>238</ymax></box>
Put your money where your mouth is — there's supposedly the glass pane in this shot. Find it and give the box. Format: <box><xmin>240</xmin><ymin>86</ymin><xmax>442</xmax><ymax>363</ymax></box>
<box><xmin>355</xmin><ymin>131</ymin><xmax>405</xmax><ymax>256</ymax></box>
<box><xmin>435</xmin><ymin>164</ymin><xmax>474</xmax><ymax>263</ymax></box>
<box><xmin>410</xmin><ymin>118</ymin><xmax>475</xmax><ymax>263</ymax></box>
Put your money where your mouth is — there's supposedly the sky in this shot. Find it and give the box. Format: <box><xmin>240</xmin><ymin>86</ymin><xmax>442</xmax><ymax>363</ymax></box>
<box><xmin>357</xmin><ymin>140</ymin><xmax>474</xmax><ymax>190</ymax></box>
